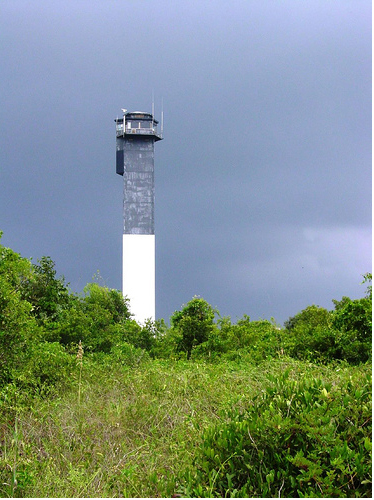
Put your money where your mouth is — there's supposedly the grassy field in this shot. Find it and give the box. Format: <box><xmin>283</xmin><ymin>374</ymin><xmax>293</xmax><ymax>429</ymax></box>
<box><xmin>0</xmin><ymin>355</ymin><xmax>371</xmax><ymax>497</ymax></box>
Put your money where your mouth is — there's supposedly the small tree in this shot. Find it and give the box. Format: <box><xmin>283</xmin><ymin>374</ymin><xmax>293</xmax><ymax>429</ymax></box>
<box><xmin>284</xmin><ymin>305</ymin><xmax>331</xmax><ymax>331</ymax></box>
<box><xmin>0</xmin><ymin>235</ymin><xmax>40</xmax><ymax>383</ymax></box>
<box><xmin>83</xmin><ymin>283</ymin><xmax>131</xmax><ymax>324</ymax></box>
<box><xmin>20</xmin><ymin>256</ymin><xmax>72</xmax><ymax>324</ymax></box>
<box><xmin>330</xmin><ymin>274</ymin><xmax>372</xmax><ymax>364</ymax></box>
<box><xmin>331</xmin><ymin>297</ymin><xmax>372</xmax><ymax>364</ymax></box>
<box><xmin>171</xmin><ymin>297</ymin><xmax>216</xmax><ymax>359</ymax></box>
<box><xmin>283</xmin><ymin>305</ymin><xmax>335</xmax><ymax>362</ymax></box>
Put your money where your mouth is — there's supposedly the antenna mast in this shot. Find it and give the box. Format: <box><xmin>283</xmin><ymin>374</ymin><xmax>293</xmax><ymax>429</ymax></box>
<box><xmin>161</xmin><ymin>98</ymin><xmax>164</xmax><ymax>138</ymax></box>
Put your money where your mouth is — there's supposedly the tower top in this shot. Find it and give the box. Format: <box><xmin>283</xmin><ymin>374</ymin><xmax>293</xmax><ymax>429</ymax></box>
<box><xmin>115</xmin><ymin>109</ymin><xmax>163</xmax><ymax>141</ymax></box>
<box><xmin>127</xmin><ymin>111</ymin><xmax>156</xmax><ymax>120</ymax></box>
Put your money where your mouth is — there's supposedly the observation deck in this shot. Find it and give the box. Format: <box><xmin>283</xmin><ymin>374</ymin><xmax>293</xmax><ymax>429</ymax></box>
<box><xmin>115</xmin><ymin>111</ymin><xmax>163</xmax><ymax>141</ymax></box>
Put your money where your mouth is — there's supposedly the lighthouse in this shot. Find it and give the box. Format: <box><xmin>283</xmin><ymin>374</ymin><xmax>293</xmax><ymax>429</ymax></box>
<box><xmin>115</xmin><ymin>109</ymin><xmax>163</xmax><ymax>323</ymax></box>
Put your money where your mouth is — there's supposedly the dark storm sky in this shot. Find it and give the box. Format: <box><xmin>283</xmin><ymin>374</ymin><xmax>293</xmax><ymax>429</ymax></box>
<box><xmin>0</xmin><ymin>0</ymin><xmax>371</xmax><ymax>324</ymax></box>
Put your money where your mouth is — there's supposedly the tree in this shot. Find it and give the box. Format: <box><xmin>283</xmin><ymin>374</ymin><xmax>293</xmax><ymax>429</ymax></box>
<box><xmin>284</xmin><ymin>305</ymin><xmax>331</xmax><ymax>331</ymax></box>
<box><xmin>171</xmin><ymin>297</ymin><xmax>216</xmax><ymax>359</ymax></box>
<box><xmin>20</xmin><ymin>256</ymin><xmax>72</xmax><ymax>324</ymax></box>
<box><xmin>83</xmin><ymin>282</ymin><xmax>131</xmax><ymax>324</ymax></box>
<box><xmin>0</xmin><ymin>234</ymin><xmax>40</xmax><ymax>383</ymax></box>
<box><xmin>283</xmin><ymin>305</ymin><xmax>336</xmax><ymax>362</ymax></box>
<box><xmin>53</xmin><ymin>283</ymin><xmax>131</xmax><ymax>352</ymax></box>
<box><xmin>331</xmin><ymin>296</ymin><xmax>371</xmax><ymax>364</ymax></box>
<box><xmin>330</xmin><ymin>274</ymin><xmax>372</xmax><ymax>364</ymax></box>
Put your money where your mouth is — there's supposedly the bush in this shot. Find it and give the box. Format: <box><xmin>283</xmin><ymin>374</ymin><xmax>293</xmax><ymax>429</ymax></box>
<box><xmin>110</xmin><ymin>342</ymin><xmax>150</xmax><ymax>368</ymax></box>
<box><xmin>0</xmin><ymin>238</ymin><xmax>40</xmax><ymax>385</ymax></box>
<box><xmin>229</xmin><ymin>317</ymin><xmax>283</xmax><ymax>362</ymax></box>
<box><xmin>283</xmin><ymin>297</ymin><xmax>372</xmax><ymax>364</ymax></box>
<box><xmin>331</xmin><ymin>297</ymin><xmax>372</xmax><ymax>364</ymax></box>
<box><xmin>14</xmin><ymin>342</ymin><xmax>74</xmax><ymax>392</ymax></box>
<box><xmin>283</xmin><ymin>305</ymin><xmax>336</xmax><ymax>362</ymax></box>
<box><xmin>191</xmin><ymin>316</ymin><xmax>284</xmax><ymax>363</ymax></box>
<box><xmin>50</xmin><ymin>284</ymin><xmax>131</xmax><ymax>353</ymax></box>
<box><xmin>284</xmin><ymin>324</ymin><xmax>340</xmax><ymax>363</ymax></box>
<box><xmin>181</xmin><ymin>368</ymin><xmax>372</xmax><ymax>498</ymax></box>
<box><xmin>19</xmin><ymin>256</ymin><xmax>73</xmax><ymax>325</ymax></box>
<box><xmin>284</xmin><ymin>305</ymin><xmax>331</xmax><ymax>331</ymax></box>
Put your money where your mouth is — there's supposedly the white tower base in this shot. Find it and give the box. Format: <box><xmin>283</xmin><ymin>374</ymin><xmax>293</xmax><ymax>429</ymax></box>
<box><xmin>122</xmin><ymin>234</ymin><xmax>155</xmax><ymax>324</ymax></box>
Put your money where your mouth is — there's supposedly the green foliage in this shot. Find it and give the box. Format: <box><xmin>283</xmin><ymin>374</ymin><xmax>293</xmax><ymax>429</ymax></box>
<box><xmin>191</xmin><ymin>315</ymin><xmax>284</xmax><ymax>363</ymax></box>
<box><xmin>20</xmin><ymin>256</ymin><xmax>72</xmax><ymax>324</ymax></box>
<box><xmin>83</xmin><ymin>282</ymin><xmax>131</xmax><ymax>324</ymax></box>
<box><xmin>229</xmin><ymin>316</ymin><xmax>282</xmax><ymax>361</ymax></box>
<box><xmin>149</xmin><ymin>320</ymin><xmax>184</xmax><ymax>359</ymax></box>
<box><xmin>284</xmin><ymin>323</ymin><xmax>339</xmax><ymax>363</ymax></box>
<box><xmin>50</xmin><ymin>283</ymin><xmax>131</xmax><ymax>353</ymax></box>
<box><xmin>362</xmin><ymin>272</ymin><xmax>372</xmax><ymax>299</ymax></box>
<box><xmin>331</xmin><ymin>296</ymin><xmax>372</xmax><ymax>364</ymax></box>
<box><xmin>116</xmin><ymin>318</ymin><xmax>161</xmax><ymax>353</ymax></box>
<box><xmin>14</xmin><ymin>341</ymin><xmax>74</xmax><ymax>392</ymax></box>
<box><xmin>182</xmin><ymin>368</ymin><xmax>372</xmax><ymax>498</ymax></box>
<box><xmin>171</xmin><ymin>297</ymin><xmax>217</xmax><ymax>359</ymax></box>
<box><xmin>79</xmin><ymin>283</ymin><xmax>128</xmax><ymax>353</ymax></box>
<box><xmin>110</xmin><ymin>342</ymin><xmax>150</xmax><ymax>368</ymax></box>
<box><xmin>284</xmin><ymin>304</ymin><xmax>331</xmax><ymax>331</ymax></box>
<box><xmin>47</xmin><ymin>297</ymin><xmax>90</xmax><ymax>345</ymax></box>
<box><xmin>0</xmin><ymin>237</ymin><xmax>40</xmax><ymax>384</ymax></box>
<box><xmin>0</xmin><ymin>235</ymin><xmax>371</xmax><ymax>497</ymax></box>
<box><xmin>283</xmin><ymin>297</ymin><xmax>372</xmax><ymax>364</ymax></box>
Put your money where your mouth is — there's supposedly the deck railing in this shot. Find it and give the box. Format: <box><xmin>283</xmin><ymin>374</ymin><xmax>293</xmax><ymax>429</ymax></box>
<box><xmin>116</xmin><ymin>126</ymin><xmax>162</xmax><ymax>139</ymax></box>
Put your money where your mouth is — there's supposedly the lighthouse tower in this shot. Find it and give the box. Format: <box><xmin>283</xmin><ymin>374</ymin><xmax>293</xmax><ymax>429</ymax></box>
<box><xmin>115</xmin><ymin>109</ymin><xmax>163</xmax><ymax>323</ymax></box>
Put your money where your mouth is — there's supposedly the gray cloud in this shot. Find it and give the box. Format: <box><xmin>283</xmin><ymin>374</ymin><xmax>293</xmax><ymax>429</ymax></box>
<box><xmin>0</xmin><ymin>0</ymin><xmax>371</xmax><ymax>324</ymax></box>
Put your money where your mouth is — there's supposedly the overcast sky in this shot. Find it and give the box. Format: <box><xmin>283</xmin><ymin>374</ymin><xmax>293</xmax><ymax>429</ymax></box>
<box><xmin>1</xmin><ymin>0</ymin><xmax>371</xmax><ymax>325</ymax></box>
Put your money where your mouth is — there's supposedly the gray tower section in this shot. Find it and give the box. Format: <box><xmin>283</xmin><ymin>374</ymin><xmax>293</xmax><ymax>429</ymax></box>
<box><xmin>115</xmin><ymin>111</ymin><xmax>162</xmax><ymax>235</ymax></box>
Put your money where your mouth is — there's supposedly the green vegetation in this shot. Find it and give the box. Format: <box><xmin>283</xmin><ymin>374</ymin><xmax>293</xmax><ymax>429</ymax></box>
<box><xmin>0</xmin><ymin>233</ymin><xmax>371</xmax><ymax>497</ymax></box>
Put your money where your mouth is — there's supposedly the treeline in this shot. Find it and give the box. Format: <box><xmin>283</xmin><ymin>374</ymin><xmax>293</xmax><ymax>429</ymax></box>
<box><xmin>0</xmin><ymin>232</ymin><xmax>371</xmax><ymax>390</ymax></box>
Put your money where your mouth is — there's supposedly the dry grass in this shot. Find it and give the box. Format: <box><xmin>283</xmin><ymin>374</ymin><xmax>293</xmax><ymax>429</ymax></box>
<box><xmin>0</xmin><ymin>357</ymin><xmax>362</xmax><ymax>497</ymax></box>
<box><xmin>0</xmin><ymin>358</ymin><xmax>261</xmax><ymax>497</ymax></box>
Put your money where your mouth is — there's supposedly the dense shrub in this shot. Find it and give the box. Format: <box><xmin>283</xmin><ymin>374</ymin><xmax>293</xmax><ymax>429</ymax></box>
<box><xmin>331</xmin><ymin>296</ymin><xmax>372</xmax><ymax>364</ymax></box>
<box><xmin>191</xmin><ymin>316</ymin><xmax>283</xmax><ymax>363</ymax></box>
<box><xmin>226</xmin><ymin>316</ymin><xmax>283</xmax><ymax>361</ymax></box>
<box><xmin>181</xmin><ymin>368</ymin><xmax>372</xmax><ymax>498</ymax></box>
<box><xmin>149</xmin><ymin>321</ymin><xmax>184</xmax><ymax>359</ymax></box>
<box><xmin>83</xmin><ymin>282</ymin><xmax>131</xmax><ymax>325</ymax></box>
<box><xmin>110</xmin><ymin>342</ymin><xmax>150</xmax><ymax>368</ymax></box>
<box><xmin>14</xmin><ymin>341</ymin><xmax>74</xmax><ymax>391</ymax></box>
<box><xmin>283</xmin><ymin>323</ymin><xmax>339</xmax><ymax>363</ymax></box>
<box><xmin>284</xmin><ymin>304</ymin><xmax>331</xmax><ymax>331</ymax></box>
<box><xmin>0</xmin><ymin>238</ymin><xmax>40</xmax><ymax>384</ymax></box>
<box><xmin>117</xmin><ymin>318</ymin><xmax>162</xmax><ymax>353</ymax></box>
<box><xmin>283</xmin><ymin>298</ymin><xmax>372</xmax><ymax>364</ymax></box>
<box><xmin>48</xmin><ymin>283</ymin><xmax>131</xmax><ymax>353</ymax></box>
<box><xmin>19</xmin><ymin>256</ymin><xmax>73</xmax><ymax>325</ymax></box>
<box><xmin>283</xmin><ymin>305</ymin><xmax>334</xmax><ymax>362</ymax></box>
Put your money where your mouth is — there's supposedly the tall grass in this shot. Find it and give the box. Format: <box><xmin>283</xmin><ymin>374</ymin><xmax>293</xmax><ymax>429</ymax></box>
<box><xmin>76</xmin><ymin>340</ymin><xmax>83</xmax><ymax>407</ymax></box>
<box><xmin>0</xmin><ymin>356</ymin><xmax>370</xmax><ymax>497</ymax></box>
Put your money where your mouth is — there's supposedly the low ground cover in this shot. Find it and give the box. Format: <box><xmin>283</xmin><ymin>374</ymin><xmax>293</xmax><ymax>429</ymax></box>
<box><xmin>0</xmin><ymin>357</ymin><xmax>371</xmax><ymax>497</ymax></box>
